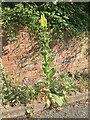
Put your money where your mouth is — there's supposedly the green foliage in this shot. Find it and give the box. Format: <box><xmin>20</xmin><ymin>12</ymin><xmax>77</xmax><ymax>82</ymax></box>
<box><xmin>2</xmin><ymin>2</ymin><xmax>89</xmax><ymax>41</ymax></box>
<box><xmin>59</xmin><ymin>71</ymin><xmax>76</xmax><ymax>95</ymax></box>
<box><xmin>18</xmin><ymin>84</ymin><xmax>36</xmax><ymax>104</ymax></box>
<box><xmin>1</xmin><ymin>68</ymin><xmax>37</xmax><ymax>106</ymax></box>
<box><xmin>1</xmin><ymin>61</ymin><xmax>36</xmax><ymax>105</ymax></box>
<box><xmin>1</xmin><ymin>64</ymin><xmax>18</xmax><ymax>106</ymax></box>
<box><xmin>2</xmin><ymin>3</ymin><xmax>40</xmax><ymax>39</ymax></box>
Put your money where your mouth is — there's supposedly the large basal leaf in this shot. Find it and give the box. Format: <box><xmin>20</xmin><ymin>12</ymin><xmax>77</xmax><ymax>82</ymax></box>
<box><xmin>52</xmin><ymin>94</ymin><xmax>64</xmax><ymax>107</ymax></box>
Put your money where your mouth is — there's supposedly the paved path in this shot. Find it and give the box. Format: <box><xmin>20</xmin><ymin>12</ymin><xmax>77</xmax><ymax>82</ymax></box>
<box><xmin>1</xmin><ymin>98</ymin><xmax>90</xmax><ymax>119</ymax></box>
<box><xmin>35</xmin><ymin>102</ymin><xmax>89</xmax><ymax>119</ymax></box>
<box><xmin>1</xmin><ymin>103</ymin><xmax>90</xmax><ymax>119</ymax></box>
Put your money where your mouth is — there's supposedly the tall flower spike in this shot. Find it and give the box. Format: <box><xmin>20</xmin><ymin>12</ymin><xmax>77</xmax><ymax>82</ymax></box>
<box><xmin>39</xmin><ymin>14</ymin><xmax>47</xmax><ymax>28</ymax></box>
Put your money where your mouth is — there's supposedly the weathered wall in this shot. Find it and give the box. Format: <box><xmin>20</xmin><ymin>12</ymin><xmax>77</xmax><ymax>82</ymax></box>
<box><xmin>2</xmin><ymin>27</ymin><xmax>89</xmax><ymax>84</ymax></box>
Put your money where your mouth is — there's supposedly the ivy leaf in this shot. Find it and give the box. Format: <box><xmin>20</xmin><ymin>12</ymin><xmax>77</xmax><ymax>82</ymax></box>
<box><xmin>63</xmin><ymin>16</ymin><xmax>69</xmax><ymax>20</ymax></box>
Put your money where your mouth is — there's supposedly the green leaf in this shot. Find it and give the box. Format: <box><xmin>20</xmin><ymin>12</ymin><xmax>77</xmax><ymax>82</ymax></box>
<box><xmin>42</xmin><ymin>66</ymin><xmax>49</xmax><ymax>74</ymax></box>
<box><xmin>63</xmin><ymin>16</ymin><xmax>69</xmax><ymax>20</ymax></box>
<box><xmin>51</xmin><ymin>79</ymin><xmax>58</xmax><ymax>85</ymax></box>
<box><xmin>47</xmin><ymin>57</ymin><xmax>54</xmax><ymax>67</ymax></box>
<box><xmin>47</xmin><ymin>68</ymin><xmax>56</xmax><ymax>80</ymax></box>
<box><xmin>69</xmin><ymin>87</ymin><xmax>76</xmax><ymax>92</ymax></box>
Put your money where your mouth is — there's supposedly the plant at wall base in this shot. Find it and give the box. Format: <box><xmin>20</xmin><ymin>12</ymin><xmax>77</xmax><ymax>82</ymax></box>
<box><xmin>1</xmin><ymin>70</ymin><xmax>37</xmax><ymax>107</ymax></box>
<box><xmin>1</xmin><ymin>63</ymin><xmax>18</xmax><ymax>107</ymax></box>
<box><xmin>17</xmin><ymin>79</ymin><xmax>37</xmax><ymax>105</ymax></box>
<box><xmin>0</xmin><ymin>58</ymin><xmax>36</xmax><ymax>106</ymax></box>
<box><xmin>37</xmin><ymin>14</ymin><xmax>67</xmax><ymax>108</ymax></box>
<box><xmin>59</xmin><ymin>71</ymin><xmax>76</xmax><ymax>96</ymax></box>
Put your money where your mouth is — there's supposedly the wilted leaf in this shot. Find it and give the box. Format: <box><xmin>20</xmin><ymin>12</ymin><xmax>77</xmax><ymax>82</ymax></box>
<box><xmin>44</xmin><ymin>98</ymin><xmax>51</xmax><ymax>109</ymax></box>
<box><xmin>42</xmin><ymin>88</ymin><xmax>50</xmax><ymax>92</ymax></box>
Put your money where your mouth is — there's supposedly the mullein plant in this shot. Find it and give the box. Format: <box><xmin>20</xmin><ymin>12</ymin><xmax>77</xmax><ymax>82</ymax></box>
<box><xmin>37</xmin><ymin>14</ymin><xmax>65</xmax><ymax>108</ymax></box>
<box><xmin>38</xmin><ymin>13</ymin><xmax>56</xmax><ymax>84</ymax></box>
<box><xmin>38</xmin><ymin>14</ymin><xmax>55</xmax><ymax>86</ymax></box>
<box><xmin>37</xmin><ymin>17</ymin><xmax>76</xmax><ymax>108</ymax></box>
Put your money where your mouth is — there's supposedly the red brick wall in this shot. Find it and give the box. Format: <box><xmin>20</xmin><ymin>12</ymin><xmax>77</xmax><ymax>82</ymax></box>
<box><xmin>2</xmin><ymin>27</ymin><xmax>89</xmax><ymax>85</ymax></box>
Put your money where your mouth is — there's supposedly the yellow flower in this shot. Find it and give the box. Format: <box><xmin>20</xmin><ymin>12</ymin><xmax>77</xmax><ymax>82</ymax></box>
<box><xmin>39</xmin><ymin>14</ymin><xmax>47</xmax><ymax>28</ymax></box>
